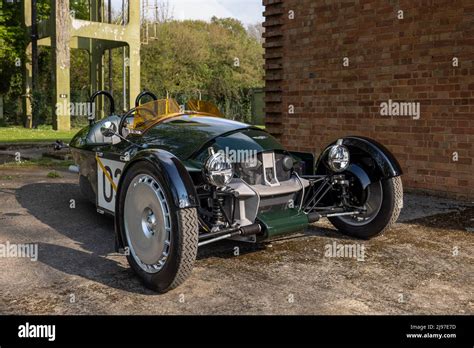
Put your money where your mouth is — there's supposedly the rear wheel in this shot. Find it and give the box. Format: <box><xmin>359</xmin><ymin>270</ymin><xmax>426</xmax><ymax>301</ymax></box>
<box><xmin>329</xmin><ymin>176</ymin><xmax>403</xmax><ymax>239</ymax></box>
<box><xmin>118</xmin><ymin>162</ymin><xmax>198</xmax><ymax>292</ymax></box>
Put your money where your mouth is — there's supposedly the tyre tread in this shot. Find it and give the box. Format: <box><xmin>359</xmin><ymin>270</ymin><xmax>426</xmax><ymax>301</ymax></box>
<box><xmin>383</xmin><ymin>176</ymin><xmax>403</xmax><ymax>233</ymax></box>
<box><xmin>167</xmin><ymin>208</ymin><xmax>199</xmax><ymax>291</ymax></box>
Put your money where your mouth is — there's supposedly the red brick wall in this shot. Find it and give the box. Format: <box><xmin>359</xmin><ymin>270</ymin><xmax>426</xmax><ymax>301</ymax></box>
<box><xmin>263</xmin><ymin>0</ymin><xmax>474</xmax><ymax>200</ymax></box>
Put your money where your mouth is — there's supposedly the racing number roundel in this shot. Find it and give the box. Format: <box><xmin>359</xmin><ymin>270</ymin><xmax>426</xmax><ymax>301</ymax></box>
<box><xmin>96</xmin><ymin>155</ymin><xmax>125</xmax><ymax>213</ymax></box>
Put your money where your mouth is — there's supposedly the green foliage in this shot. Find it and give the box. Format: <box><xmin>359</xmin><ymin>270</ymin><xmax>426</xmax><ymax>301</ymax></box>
<box><xmin>47</xmin><ymin>170</ymin><xmax>62</xmax><ymax>178</ymax></box>
<box><xmin>0</xmin><ymin>1</ymin><xmax>26</xmax><ymax>96</ymax></box>
<box><xmin>141</xmin><ymin>18</ymin><xmax>264</xmax><ymax>122</ymax></box>
<box><xmin>36</xmin><ymin>0</ymin><xmax>51</xmax><ymax>20</ymax></box>
<box><xmin>70</xmin><ymin>0</ymin><xmax>90</xmax><ymax>20</ymax></box>
<box><xmin>0</xmin><ymin>125</ymin><xmax>78</xmax><ymax>143</ymax></box>
<box><xmin>1</xmin><ymin>1</ymin><xmax>264</xmax><ymax>126</ymax></box>
<box><xmin>31</xmin><ymin>46</ymin><xmax>54</xmax><ymax>127</ymax></box>
<box><xmin>0</xmin><ymin>157</ymin><xmax>74</xmax><ymax>169</ymax></box>
<box><xmin>2</xmin><ymin>72</ymin><xmax>23</xmax><ymax>124</ymax></box>
<box><xmin>0</xmin><ymin>0</ymin><xmax>91</xmax><ymax>125</ymax></box>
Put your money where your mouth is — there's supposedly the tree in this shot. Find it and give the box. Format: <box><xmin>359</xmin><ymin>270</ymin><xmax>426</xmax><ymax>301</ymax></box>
<box><xmin>247</xmin><ymin>22</ymin><xmax>265</xmax><ymax>44</ymax></box>
<box><xmin>0</xmin><ymin>1</ymin><xmax>264</xmax><ymax>126</ymax></box>
<box><xmin>141</xmin><ymin>18</ymin><xmax>264</xmax><ymax>122</ymax></box>
<box><xmin>0</xmin><ymin>1</ymin><xmax>26</xmax><ymax>120</ymax></box>
<box><xmin>154</xmin><ymin>0</ymin><xmax>174</xmax><ymax>23</ymax></box>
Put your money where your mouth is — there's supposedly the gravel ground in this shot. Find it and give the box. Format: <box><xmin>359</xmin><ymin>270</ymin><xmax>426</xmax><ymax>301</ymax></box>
<box><xmin>0</xmin><ymin>166</ymin><xmax>472</xmax><ymax>315</ymax></box>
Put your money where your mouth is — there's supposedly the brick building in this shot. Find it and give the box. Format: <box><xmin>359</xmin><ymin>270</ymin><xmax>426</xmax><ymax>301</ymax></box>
<box><xmin>263</xmin><ymin>0</ymin><xmax>474</xmax><ymax>200</ymax></box>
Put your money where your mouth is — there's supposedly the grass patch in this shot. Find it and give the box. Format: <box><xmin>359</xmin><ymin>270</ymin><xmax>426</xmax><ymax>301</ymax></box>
<box><xmin>0</xmin><ymin>157</ymin><xmax>74</xmax><ymax>169</ymax></box>
<box><xmin>0</xmin><ymin>125</ymin><xmax>79</xmax><ymax>144</ymax></box>
<box><xmin>47</xmin><ymin>171</ymin><xmax>62</xmax><ymax>178</ymax></box>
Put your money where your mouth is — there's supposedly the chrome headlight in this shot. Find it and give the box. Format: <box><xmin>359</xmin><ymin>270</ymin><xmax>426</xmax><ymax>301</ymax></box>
<box><xmin>327</xmin><ymin>144</ymin><xmax>350</xmax><ymax>172</ymax></box>
<box><xmin>203</xmin><ymin>152</ymin><xmax>234</xmax><ymax>187</ymax></box>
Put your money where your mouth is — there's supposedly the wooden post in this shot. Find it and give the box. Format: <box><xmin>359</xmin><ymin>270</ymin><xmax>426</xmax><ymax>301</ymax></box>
<box><xmin>22</xmin><ymin>0</ymin><xmax>33</xmax><ymax>128</ymax></box>
<box><xmin>51</xmin><ymin>0</ymin><xmax>71</xmax><ymax>130</ymax></box>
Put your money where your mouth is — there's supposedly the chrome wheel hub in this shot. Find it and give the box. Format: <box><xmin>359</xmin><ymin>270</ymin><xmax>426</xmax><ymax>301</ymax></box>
<box><xmin>142</xmin><ymin>207</ymin><xmax>157</xmax><ymax>238</ymax></box>
<box><xmin>124</xmin><ymin>174</ymin><xmax>171</xmax><ymax>274</ymax></box>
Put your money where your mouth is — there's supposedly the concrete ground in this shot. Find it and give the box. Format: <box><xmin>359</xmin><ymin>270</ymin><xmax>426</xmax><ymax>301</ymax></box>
<box><xmin>0</xmin><ymin>166</ymin><xmax>472</xmax><ymax>315</ymax></box>
<box><xmin>0</xmin><ymin>144</ymin><xmax>50</xmax><ymax>164</ymax></box>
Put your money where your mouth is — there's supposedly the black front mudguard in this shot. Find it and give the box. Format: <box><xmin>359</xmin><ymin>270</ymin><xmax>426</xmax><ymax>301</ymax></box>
<box><xmin>316</xmin><ymin>136</ymin><xmax>403</xmax><ymax>188</ymax></box>
<box><xmin>113</xmin><ymin>149</ymin><xmax>199</xmax><ymax>251</ymax></box>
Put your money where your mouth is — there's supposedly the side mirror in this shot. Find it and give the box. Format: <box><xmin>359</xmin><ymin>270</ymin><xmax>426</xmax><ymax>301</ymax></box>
<box><xmin>100</xmin><ymin>121</ymin><xmax>117</xmax><ymax>138</ymax></box>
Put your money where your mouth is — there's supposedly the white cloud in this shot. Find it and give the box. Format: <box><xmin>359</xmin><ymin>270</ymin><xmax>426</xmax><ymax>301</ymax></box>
<box><xmin>215</xmin><ymin>0</ymin><xmax>264</xmax><ymax>24</ymax></box>
<box><xmin>112</xmin><ymin>0</ymin><xmax>264</xmax><ymax>24</ymax></box>
<box><xmin>172</xmin><ymin>0</ymin><xmax>235</xmax><ymax>22</ymax></box>
<box><xmin>134</xmin><ymin>0</ymin><xmax>264</xmax><ymax>25</ymax></box>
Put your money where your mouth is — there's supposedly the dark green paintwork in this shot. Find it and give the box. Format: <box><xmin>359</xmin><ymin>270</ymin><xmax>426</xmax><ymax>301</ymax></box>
<box><xmin>137</xmin><ymin>116</ymin><xmax>284</xmax><ymax>160</ymax></box>
<box><xmin>136</xmin><ymin>116</ymin><xmax>249</xmax><ymax>159</ymax></box>
<box><xmin>70</xmin><ymin>114</ymin><xmax>310</xmax><ymax>239</ymax></box>
<box><xmin>70</xmin><ymin>115</ymin><xmax>285</xmax><ymax>163</ymax></box>
<box><xmin>257</xmin><ymin>209</ymin><xmax>309</xmax><ymax>237</ymax></box>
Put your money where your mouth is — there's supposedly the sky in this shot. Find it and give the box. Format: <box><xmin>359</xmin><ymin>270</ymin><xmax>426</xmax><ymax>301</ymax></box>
<box><xmin>170</xmin><ymin>0</ymin><xmax>264</xmax><ymax>25</ymax></box>
<box><xmin>112</xmin><ymin>0</ymin><xmax>265</xmax><ymax>25</ymax></box>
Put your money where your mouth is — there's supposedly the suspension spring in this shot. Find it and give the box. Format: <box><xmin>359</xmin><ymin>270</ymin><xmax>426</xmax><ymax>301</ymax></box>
<box><xmin>212</xmin><ymin>193</ymin><xmax>225</xmax><ymax>226</ymax></box>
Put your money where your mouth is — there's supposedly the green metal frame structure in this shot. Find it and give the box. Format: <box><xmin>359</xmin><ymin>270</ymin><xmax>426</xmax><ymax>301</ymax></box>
<box><xmin>22</xmin><ymin>0</ymin><xmax>141</xmax><ymax>130</ymax></box>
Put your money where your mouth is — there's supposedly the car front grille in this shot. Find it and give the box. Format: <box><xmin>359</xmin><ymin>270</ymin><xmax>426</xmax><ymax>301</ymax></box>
<box><xmin>234</xmin><ymin>152</ymin><xmax>292</xmax><ymax>186</ymax></box>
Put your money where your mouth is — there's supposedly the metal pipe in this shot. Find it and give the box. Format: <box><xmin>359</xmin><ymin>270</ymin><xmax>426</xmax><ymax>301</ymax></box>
<box><xmin>198</xmin><ymin>223</ymin><xmax>262</xmax><ymax>247</ymax></box>
<box><xmin>198</xmin><ymin>233</ymin><xmax>235</xmax><ymax>247</ymax></box>
<box><xmin>306</xmin><ymin>184</ymin><xmax>332</xmax><ymax>212</ymax></box>
<box><xmin>324</xmin><ymin>211</ymin><xmax>361</xmax><ymax>218</ymax></box>
<box><xmin>199</xmin><ymin>227</ymin><xmax>240</xmax><ymax>241</ymax></box>
<box><xmin>303</xmin><ymin>177</ymin><xmax>330</xmax><ymax>211</ymax></box>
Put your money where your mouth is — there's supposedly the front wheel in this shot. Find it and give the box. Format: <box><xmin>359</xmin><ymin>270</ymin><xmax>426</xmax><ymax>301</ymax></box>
<box><xmin>118</xmin><ymin>162</ymin><xmax>198</xmax><ymax>293</ymax></box>
<box><xmin>329</xmin><ymin>176</ymin><xmax>403</xmax><ymax>239</ymax></box>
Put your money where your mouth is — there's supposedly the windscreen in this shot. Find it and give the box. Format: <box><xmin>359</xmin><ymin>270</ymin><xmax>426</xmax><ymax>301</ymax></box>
<box><xmin>131</xmin><ymin>99</ymin><xmax>181</xmax><ymax>132</ymax></box>
<box><xmin>129</xmin><ymin>98</ymin><xmax>223</xmax><ymax>134</ymax></box>
<box><xmin>187</xmin><ymin>100</ymin><xmax>223</xmax><ymax>117</ymax></box>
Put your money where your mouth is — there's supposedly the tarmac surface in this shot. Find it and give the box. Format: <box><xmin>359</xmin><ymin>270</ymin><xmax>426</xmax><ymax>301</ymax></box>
<box><xmin>0</xmin><ymin>166</ymin><xmax>472</xmax><ymax>314</ymax></box>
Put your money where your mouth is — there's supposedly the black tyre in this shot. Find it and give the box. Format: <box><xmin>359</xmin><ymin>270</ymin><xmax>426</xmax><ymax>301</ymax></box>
<box><xmin>118</xmin><ymin>161</ymin><xmax>198</xmax><ymax>293</ymax></box>
<box><xmin>329</xmin><ymin>176</ymin><xmax>403</xmax><ymax>239</ymax></box>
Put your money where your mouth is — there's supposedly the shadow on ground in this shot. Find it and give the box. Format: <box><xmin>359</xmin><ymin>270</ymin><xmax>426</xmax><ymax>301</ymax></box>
<box><xmin>16</xmin><ymin>182</ymin><xmax>155</xmax><ymax>294</ymax></box>
<box><xmin>16</xmin><ymin>181</ymin><xmax>470</xmax><ymax>297</ymax></box>
<box><xmin>13</xmin><ymin>182</ymin><xmax>325</xmax><ymax>291</ymax></box>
